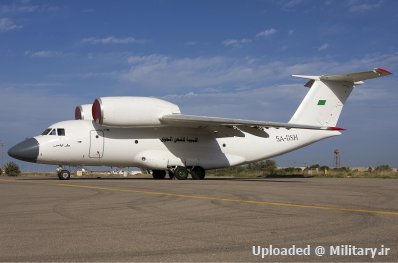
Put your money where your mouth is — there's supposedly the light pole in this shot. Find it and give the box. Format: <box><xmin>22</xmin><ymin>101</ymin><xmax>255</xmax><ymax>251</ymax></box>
<box><xmin>0</xmin><ymin>140</ymin><xmax>4</xmax><ymax>167</ymax></box>
<box><xmin>334</xmin><ymin>149</ymin><xmax>340</xmax><ymax>168</ymax></box>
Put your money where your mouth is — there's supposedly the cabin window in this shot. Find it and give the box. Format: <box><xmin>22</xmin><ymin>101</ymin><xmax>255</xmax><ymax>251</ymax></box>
<box><xmin>57</xmin><ymin>129</ymin><xmax>65</xmax><ymax>136</ymax></box>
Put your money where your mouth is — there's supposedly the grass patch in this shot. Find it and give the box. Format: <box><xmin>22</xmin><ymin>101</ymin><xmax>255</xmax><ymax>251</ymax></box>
<box><xmin>208</xmin><ymin>166</ymin><xmax>398</xmax><ymax>179</ymax></box>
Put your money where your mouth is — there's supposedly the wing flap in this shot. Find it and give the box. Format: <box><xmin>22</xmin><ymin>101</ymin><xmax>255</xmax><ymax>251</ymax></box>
<box><xmin>206</xmin><ymin>125</ymin><xmax>245</xmax><ymax>138</ymax></box>
<box><xmin>237</xmin><ymin>125</ymin><xmax>270</xmax><ymax>138</ymax></box>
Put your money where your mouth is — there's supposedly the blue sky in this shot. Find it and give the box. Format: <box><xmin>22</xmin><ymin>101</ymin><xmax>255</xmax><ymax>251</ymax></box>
<box><xmin>1</xmin><ymin>0</ymin><xmax>397</xmax><ymax>171</ymax></box>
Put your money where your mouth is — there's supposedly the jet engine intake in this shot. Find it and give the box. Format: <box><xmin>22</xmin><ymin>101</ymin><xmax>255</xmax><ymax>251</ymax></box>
<box><xmin>75</xmin><ymin>104</ymin><xmax>94</xmax><ymax>120</ymax></box>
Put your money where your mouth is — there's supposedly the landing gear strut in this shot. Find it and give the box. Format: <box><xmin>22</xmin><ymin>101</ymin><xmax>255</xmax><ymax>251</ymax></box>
<box><xmin>168</xmin><ymin>170</ymin><xmax>175</xmax><ymax>179</ymax></box>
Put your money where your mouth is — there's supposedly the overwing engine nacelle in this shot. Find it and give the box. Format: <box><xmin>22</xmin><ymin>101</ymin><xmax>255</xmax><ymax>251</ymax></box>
<box><xmin>91</xmin><ymin>96</ymin><xmax>181</xmax><ymax>127</ymax></box>
<box><xmin>75</xmin><ymin>104</ymin><xmax>94</xmax><ymax>121</ymax></box>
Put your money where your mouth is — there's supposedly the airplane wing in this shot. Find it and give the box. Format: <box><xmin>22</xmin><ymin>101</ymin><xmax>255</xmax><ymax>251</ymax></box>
<box><xmin>160</xmin><ymin>114</ymin><xmax>343</xmax><ymax>138</ymax></box>
<box><xmin>160</xmin><ymin>69</ymin><xmax>392</xmax><ymax>137</ymax></box>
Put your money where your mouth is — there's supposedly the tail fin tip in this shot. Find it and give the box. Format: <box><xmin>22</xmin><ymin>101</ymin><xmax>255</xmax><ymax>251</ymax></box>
<box><xmin>375</xmin><ymin>68</ymin><xmax>392</xmax><ymax>75</ymax></box>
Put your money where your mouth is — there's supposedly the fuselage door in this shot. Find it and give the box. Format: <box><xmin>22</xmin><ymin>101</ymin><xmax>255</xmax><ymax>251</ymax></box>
<box><xmin>89</xmin><ymin>130</ymin><xmax>104</xmax><ymax>158</ymax></box>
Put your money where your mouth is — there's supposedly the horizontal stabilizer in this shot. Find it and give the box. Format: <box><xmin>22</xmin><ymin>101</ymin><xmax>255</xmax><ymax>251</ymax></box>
<box><xmin>293</xmin><ymin>68</ymin><xmax>392</xmax><ymax>83</ymax></box>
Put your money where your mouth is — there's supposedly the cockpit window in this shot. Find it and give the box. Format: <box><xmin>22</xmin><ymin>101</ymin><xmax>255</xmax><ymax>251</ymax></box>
<box><xmin>57</xmin><ymin>128</ymin><xmax>65</xmax><ymax>136</ymax></box>
<box><xmin>41</xmin><ymin>128</ymin><xmax>65</xmax><ymax>136</ymax></box>
<box><xmin>41</xmin><ymin>128</ymin><xmax>52</xmax><ymax>135</ymax></box>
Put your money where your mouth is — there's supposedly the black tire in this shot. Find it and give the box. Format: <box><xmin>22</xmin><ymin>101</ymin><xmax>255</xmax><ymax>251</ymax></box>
<box><xmin>58</xmin><ymin>170</ymin><xmax>70</xmax><ymax>180</ymax></box>
<box><xmin>174</xmin><ymin>166</ymin><xmax>189</xmax><ymax>180</ymax></box>
<box><xmin>152</xmin><ymin>170</ymin><xmax>166</xmax><ymax>179</ymax></box>
<box><xmin>191</xmin><ymin>166</ymin><xmax>206</xmax><ymax>180</ymax></box>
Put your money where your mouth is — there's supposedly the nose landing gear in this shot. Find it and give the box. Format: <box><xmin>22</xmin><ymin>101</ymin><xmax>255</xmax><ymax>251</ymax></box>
<box><xmin>58</xmin><ymin>170</ymin><xmax>71</xmax><ymax>180</ymax></box>
<box><xmin>56</xmin><ymin>166</ymin><xmax>71</xmax><ymax>180</ymax></box>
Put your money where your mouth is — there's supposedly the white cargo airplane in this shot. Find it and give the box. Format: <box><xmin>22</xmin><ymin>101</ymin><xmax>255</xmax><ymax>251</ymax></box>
<box><xmin>9</xmin><ymin>68</ymin><xmax>391</xmax><ymax>180</ymax></box>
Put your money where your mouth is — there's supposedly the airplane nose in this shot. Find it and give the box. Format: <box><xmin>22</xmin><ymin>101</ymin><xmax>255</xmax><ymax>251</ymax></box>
<box><xmin>8</xmin><ymin>138</ymin><xmax>39</xmax><ymax>163</ymax></box>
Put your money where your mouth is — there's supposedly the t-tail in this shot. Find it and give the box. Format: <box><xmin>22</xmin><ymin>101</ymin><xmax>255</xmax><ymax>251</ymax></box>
<box><xmin>289</xmin><ymin>68</ymin><xmax>392</xmax><ymax>127</ymax></box>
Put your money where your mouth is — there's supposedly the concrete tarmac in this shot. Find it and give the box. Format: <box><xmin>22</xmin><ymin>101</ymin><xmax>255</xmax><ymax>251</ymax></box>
<box><xmin>0</xmin><ymin>176</ymin><xmax>397</xmax><ymax>262</ymax></box>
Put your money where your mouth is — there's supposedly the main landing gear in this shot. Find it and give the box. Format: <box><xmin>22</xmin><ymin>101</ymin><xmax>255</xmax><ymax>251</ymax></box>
<box><xmin>151</xmin><ymin>166</ymin><xmax>206</xmax><ymax>180</ymax></box>
<box><xmin>152</xmin><ymin>170</ymin><xmax>166</xmax><ymax>179</ymax></box>
<box><xmin>191</xmin><ymin>166</ymin><xmax>205</xmax><ymax>180</ymax></box>
<box><xmin>56</xmin><ymin>166</ymin><xmax>71</xmax><ymax>180</ymax></box>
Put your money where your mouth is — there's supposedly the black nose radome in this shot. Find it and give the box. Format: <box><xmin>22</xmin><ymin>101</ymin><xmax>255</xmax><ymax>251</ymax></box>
<box><xmin>8</xmin><ymin>138</ymin><xmax>39</xmax><ymax>163</ymax></box>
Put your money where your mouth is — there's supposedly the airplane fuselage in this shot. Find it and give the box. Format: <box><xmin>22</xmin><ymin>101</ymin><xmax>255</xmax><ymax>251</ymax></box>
<box><xmin>34</xmin><ymin>120</ymin><xmax>340</xmax><ymax>169</ymax></box>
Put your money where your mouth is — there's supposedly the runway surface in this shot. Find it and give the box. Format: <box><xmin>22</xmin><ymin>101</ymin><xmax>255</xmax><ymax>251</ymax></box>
<box><xmin>0</xmin><ymin>176</ymin><xmax>397</xmax><ymax>262</ymax></box>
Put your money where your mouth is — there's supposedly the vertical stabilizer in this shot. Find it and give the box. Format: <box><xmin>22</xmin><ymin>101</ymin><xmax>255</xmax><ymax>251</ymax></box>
<box><xmin>289</xmin><ymin>68</ymin><xmax>391</xmax><ymax>126</ymax></box>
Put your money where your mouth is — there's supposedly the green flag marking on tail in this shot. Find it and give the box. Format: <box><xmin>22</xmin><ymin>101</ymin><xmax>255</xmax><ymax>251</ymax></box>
<box><xmin>317</xmin><ymin>99</ymin><xmax>326</xmax><ymax>106</ymax></box>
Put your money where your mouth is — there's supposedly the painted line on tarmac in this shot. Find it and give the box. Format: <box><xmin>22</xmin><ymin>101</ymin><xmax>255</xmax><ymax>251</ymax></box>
<box><xmin>1</xmin><ymin>178</ymin><xmax>398</xmax><ymax>216</ymax></box>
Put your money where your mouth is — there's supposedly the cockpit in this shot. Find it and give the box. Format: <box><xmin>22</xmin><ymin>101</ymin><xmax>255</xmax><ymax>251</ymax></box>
<box><xmin>41</xmin><ymin>128</ymin><xmax>66</xmax><ymax>136</ymax></box>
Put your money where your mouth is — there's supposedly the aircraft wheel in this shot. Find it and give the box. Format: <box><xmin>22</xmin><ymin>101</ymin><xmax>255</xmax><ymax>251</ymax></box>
<box><xmin>58</xmin><ymin>170</ymin><xmax>71</xmax><ymax>180</ymax></box>
<box><xmin>152</xmin><ymin>170</ymin><xmax>166</xmax><ymax>179</ymax></box>
<box><xmin>191</xmin><ymin>166</ymin><xmax>206</xmax><ymax>180</ymax></box>
<box><xmin>174</xmin><ymin>166</ymin><xmax>189</xmax><ymax>180</ymax></box>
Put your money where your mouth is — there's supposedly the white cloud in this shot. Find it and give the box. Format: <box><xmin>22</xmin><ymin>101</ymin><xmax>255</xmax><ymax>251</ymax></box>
<box><xmin>0</xmin><ymin>2</ymin><xmax>59</xmax><ymax>14</ymax></box>
<box><xmin>163</xmin><ymin>84</ymin><xmax>306</xmax><ymax>121</ymax></box>
<box><xmin>119</xmin><ymin>52</ymin><xmax>398</xmax><ymax>98</ymax></box>
<box><xmin>81</xmin><ymin>36</ymin><xmax>146</xmax><ymax>45</ymax></box>
<box><xmin>222</xmin><ymin>38</ymin><xmax>252</xmax><ymax>47</ymax></box>
<box><xmin>0</xmin><ymin>86</ymin><xmax>80</xmax><ymax>136</ymax></box>
<box><xmin>317</xmin><ymin>43</ymin><xmax>329</xmax><ymax>51</ymax></box>
<box><xmin>280</xmin><ymin>0</ymin><xmax>304</xmax><ymax>9</ymax></box>
<box><xmin>25</xmin><ymin>50</ymin><xmax>69</xmax><ymax>58</ymax></box>
<box><xmin>127</xmin><ymin>53</ymin><xmax>166</xmax><ymax>64</ymax></box>
<box><xmin>350</xmin><ymin>86</ymin><xmax>393</xmax><ymax>102</ymax></box>
<box><xmin>256</xmin><ymin>28</ymin><xmax>277</xmax><ymax>37</ymax></box>
<box><xmin>122</xmin><ymin>55</ymin><xmax>318</xmax><ymax>90</ymax></box>
<box><xmin>120</xmin><ymin>54</ymin><xmax>283</xmax><ymax>92</ymax></box>
<box><xmin>0</xmin><ymin>18</ymin><xmax>22</xmax><ymax>32</ymax></box>
<box><xmin>0</xmin><ymin>4</ymin><xmax>37</xmax><ymax>14</ymax></box>
<box><xmin>348</xmin><ymin>0</ymin><xmax>382</xmax><ymax>12</ymax></box>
